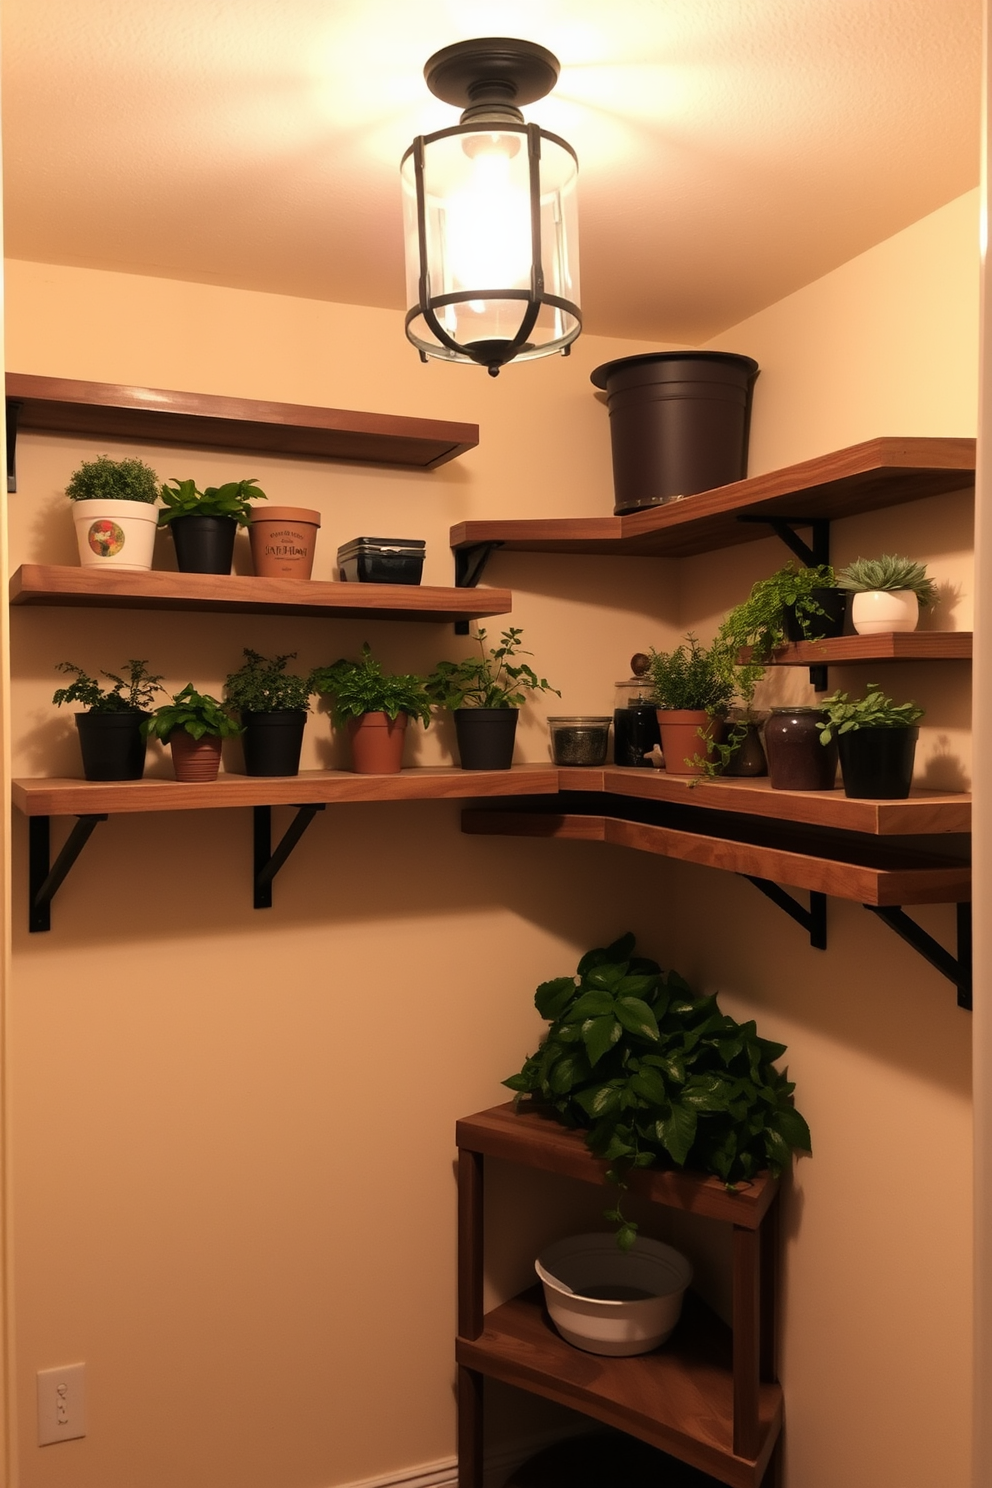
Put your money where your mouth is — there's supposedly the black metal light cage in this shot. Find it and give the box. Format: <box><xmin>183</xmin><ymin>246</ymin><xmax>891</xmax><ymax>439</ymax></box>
<box><xmin>402</xmin><ymin>120</ymin><xmax>581</xmax><ymax>377</ymax></box>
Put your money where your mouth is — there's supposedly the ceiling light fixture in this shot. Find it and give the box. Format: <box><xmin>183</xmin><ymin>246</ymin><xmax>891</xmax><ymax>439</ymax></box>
<box><xmin>401</xmin><ymin>37</ymin><xmax>581</xmax><ymax>378</ymax></box>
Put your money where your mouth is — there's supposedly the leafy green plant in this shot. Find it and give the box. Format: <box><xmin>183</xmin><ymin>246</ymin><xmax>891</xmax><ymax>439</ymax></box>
<box><xmin>836</xmin><ymin>554</ymin><xmax>938</xmax><ymax>606</ymax></box>
<box><xmin>505</xmin><ymin>933</ymin><xmax>811</xmax><ymax>1249</ymax></box>
<box><xmin>425</xmin><ymin>627</ymin><xmax>559</xmax><ymax>709</ymax></box>
<box><xmin>52</xmin><ymin>660</ymin><xmax>164</xmax><ymax>713</ymax></box>
<box><xmin>648</xmin><ymin>633</ymin><xmax>737</xmax><ymax>713</ymax></box>
<box><xmin>224</xmin><ymin>650</ymin><xmax>312</xmax><ymax>714</ymax></box>
<box><xmin>817</xmin><ymin>683</ymin><xmax>924</xmax><ymax>745</ymax></box>
<box><xmin>143</xmin><ymin>685</ymin><xmax>243</xmax><ymax>742</ymax></box>
<box><xmin>157</xmin><ymin>477</ymin><xmax>267</xmax><ymax>528</ymax></box>
<box><xmin>65</xmin><ymin>456</ymin><xmax>159</xmax><ymax>504</ymax></box>
<box><xmin>310</xmin><ymin>645</ymin><xmax>433</xmax><ymax>726</ymax></box>
<box><xmin>715</xmin><ymin>561</ymin><xmax>837</xmax><ymax>660</ymax></box>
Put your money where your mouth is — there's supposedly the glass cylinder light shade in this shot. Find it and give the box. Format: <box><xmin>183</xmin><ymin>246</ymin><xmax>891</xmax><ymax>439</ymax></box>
<box><xmin>402</xmin><ymin>122</ymin><xmax>580</xmax><ymax>371</ymax></box>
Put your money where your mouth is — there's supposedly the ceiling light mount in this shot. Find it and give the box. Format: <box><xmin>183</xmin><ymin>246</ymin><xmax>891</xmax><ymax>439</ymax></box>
<box><xmin>401</xmin><ymin>36</ymin><xmax>581</xmax><ymax>377</ymax></box>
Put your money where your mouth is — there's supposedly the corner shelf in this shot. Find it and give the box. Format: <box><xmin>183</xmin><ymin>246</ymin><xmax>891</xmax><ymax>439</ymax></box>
<box><xmin>9</xmin><ymin>564</ymin><xmax>512</xmax><ymax>625</ymax></box>
<box><xmin>753</xmin><ymin>632</ymin><xmax>972</xmax><ymax>665</ymax></box>
<box><xmin>450</xmin><ymin>436</ymin><xmax>975</xmax><ymax>561</ymax></box>
<box><xmin>456</xmin><ymin>1103</ymin><xmax>782</xmax><ymax>1488</ymax></box>
<box><xmin>6</xmin><ymin>372</ymin><xmax>478</xmax><ymax>472</ymax></box>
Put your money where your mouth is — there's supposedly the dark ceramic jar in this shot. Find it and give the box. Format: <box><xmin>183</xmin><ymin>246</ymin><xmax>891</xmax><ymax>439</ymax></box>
<box><xmin>763</xmin><ymin>706</ymin><xmax>838</xmax><ymax>791</ymax></box>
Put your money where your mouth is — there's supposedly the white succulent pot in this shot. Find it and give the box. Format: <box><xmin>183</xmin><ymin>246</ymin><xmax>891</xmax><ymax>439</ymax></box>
<box><xmin>72</xmin><ymin>499</ymin><xmax>159</xmax><ymax>572</ymax></box>
<box><xmin>851</xmin><ymin>588</ymin><xmax>919</xmax><ymax>635</ymax></box>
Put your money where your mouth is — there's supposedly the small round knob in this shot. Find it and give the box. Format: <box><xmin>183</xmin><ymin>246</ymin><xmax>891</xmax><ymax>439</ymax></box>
<box><xmin>630</xmin><ymin>653</ymin><xmax>650</xmax><ymax>676</ymax></box>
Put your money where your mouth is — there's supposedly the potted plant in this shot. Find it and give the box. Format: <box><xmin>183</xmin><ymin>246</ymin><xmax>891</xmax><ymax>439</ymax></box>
<box><xmin>158</xmin><ymin>477</ymin><xmax>267</xmax><ymax>574</ymax></box>
<box><xmin>425</xmin><ymin>627</ymin><xmax>560</xmax><ymax>770</ymax></box>
<box><xmin>65</xmin><ymin>455</ymin><xmax>160</xmax><ymax>572</ymax></box>
<box><xmin>648</xmin><ymin>633</ymin><xmax>742</xmax><ymax>776</ymax></box>
<box><xmin>53</xmin><ymin>659</ymin><xmax>164</xmax><ymax>780</ymax></box>
<box><xmin>817</xmin><ymin>683</ymin><xmax>924</xmax><ymax>799</ymax></box>
<box><xmin>835</xmin><ymin>553</ymin><xmax>939</xmax><ymax>635</ymax></box>
<box><xmin>504</xmin><ymin>932</ymin><xmax>811</xmax><ymax>1248</ymax></box>
<box><xmin>143</xmin><ymin>685</ymin><xmax>243</xmax><ymax>782</ymax></box>
<box><xmin>311</xmin><ymin>645</ymin><xmax>432</xmax><ymax>774</ymax></box>
<box><xmin>224</xmin><ymin>650</ymin><xmax>313</xmax><ymax>776</ymax></box>
<box><xmin>716</xmin><ymin>560</ymin><xmax>844</xmax><ymax>658</ymax></box>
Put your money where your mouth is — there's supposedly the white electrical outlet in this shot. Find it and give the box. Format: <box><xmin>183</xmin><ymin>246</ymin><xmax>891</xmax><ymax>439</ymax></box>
<box><xmin>37</xmin><ymin>1362</ymin><xmax>86</xmax><ymax>1446</ymax></box>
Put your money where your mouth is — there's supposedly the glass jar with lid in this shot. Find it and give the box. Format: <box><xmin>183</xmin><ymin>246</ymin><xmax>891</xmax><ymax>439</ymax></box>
<box><xmin>613</xmin><ymin>653</ymin><xmax>661</xmax><ymax>768</ymax></box>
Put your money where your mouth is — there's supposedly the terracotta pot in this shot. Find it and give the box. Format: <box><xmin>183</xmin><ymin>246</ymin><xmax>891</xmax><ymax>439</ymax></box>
<box><xmin>656</xmin><ymin>709</ymin><xmax>720</xmax><ymax>776</ymax></box>
<box><xmin>248</xmin><ymin>506</ymin><xmax>321</xmax><ymax>578</ymax></box>
<box><xmin>169</xmin><ymin>730</ymin><xmax>223</xmax><ymax>782</ymax></box>
<box><xmin>347</xmin><ymin>712</ymin><xmax>408</xmax><ymax>773</ymax></box>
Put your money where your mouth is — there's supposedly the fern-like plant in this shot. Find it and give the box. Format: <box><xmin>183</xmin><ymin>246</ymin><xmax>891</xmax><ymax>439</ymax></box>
<box><xmin>648</xmin><ymin>633</ymin><xmax>737</xmax><ymax>713</ymax></box>
<box><xmin>224</xmin><ymin>651</ymin><xmax>312</xmax><ymax>714</ymax></box>
<box><xmin>835</xmin><ymin>554</ymin><xmax>938</xmax><ymax>606</ymax></box>
<box><xmin>53</xmin><ymin>660</ymin><xmax>164</xmax><ymax>713</ymax></box>
<box><xmin>311</xmin><ymin>645</ymin><xmax>433</xmax><ymax>726</ymax></box>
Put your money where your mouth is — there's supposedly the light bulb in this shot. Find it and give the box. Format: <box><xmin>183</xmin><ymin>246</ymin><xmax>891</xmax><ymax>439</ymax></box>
<box><xmin>443</xmin><ymin>139</ymin><xmax>532</xmax><ymax>292</ymax></box>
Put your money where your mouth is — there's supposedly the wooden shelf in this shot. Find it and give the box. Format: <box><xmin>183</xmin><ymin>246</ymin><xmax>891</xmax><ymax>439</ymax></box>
<box><xmin>457</xmin><ymin>1289</ymin><xmax>782</xmax><ymax>1488</ymax></box>
<box><xmin>457</xmin><ymin>1104</ymin><xmax>779</xmax><ymax>1227</ymax></box>
<box><xmin>754</xmin><ymin>631</ymin><xmax>972</xmax><ymax>664</ymax></box>
<box><xmin>9</xmin><ymin>565</ymin><xmax>512</xmax><ymax>624</ymax></box>
<box><xmin>7</xmin><ymin>372</ymin><xmax>478</xmax><ymax>470</ymax></box>
<box><xmin>450</xmin><ymin>436</ymin><xmax>975</xmax><ymax>559</ymax></box>
<box><xmin>461</xmin><ymin>806</ymin><xmax>971</xmax><ymax>906</ymax></box>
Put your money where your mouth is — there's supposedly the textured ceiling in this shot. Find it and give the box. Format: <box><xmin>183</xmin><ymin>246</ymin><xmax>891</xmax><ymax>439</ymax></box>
<box><xmin>1</xmin><ymin>0</ymin><xmax>982</xmax><ymax>342</ymax></box>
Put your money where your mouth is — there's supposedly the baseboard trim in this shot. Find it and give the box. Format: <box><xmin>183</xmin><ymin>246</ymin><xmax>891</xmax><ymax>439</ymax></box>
<box><xmin>337</xmin><ymin>1460</ymin><xmax>457</xmax><ymax>1488</ymax></box>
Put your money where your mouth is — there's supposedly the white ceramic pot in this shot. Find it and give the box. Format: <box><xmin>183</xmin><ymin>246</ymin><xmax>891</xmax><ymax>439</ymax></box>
<box><xmin>851</xmin><ymin>588</ymin><xmax>919</xmax><ymax>634</ymax></box>
<box><xmin>72</xmin><ymin>499</ymin><xmax>159</xmax><ymax>572</ymax></box>
<box><xmin>535</xmin><ymin>1232</ymin><xmax>693</xmax><ymax>1356</ymax></box>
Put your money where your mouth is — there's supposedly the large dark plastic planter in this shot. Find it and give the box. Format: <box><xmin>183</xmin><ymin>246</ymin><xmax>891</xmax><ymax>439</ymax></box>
<box><xmin>782</xmin><ymin>588</ymin><xmax>848</xmax><ymax>642</ymax></box>
<box><xmin>169</xmin><ymin>515</ymin><xmax>238</xmax><ymax>574</ymax></box>
<box><xmin>240</xmin><ymin>710</ymin><xmax>307</xmax><ymax>776</ymax></box>
<box><xmin>75</xmin><ymin>711</ymin><xmax>148</xmax><ymax>781</ymax></box>
<box><xmin>590</xmin><ymin>351</ymin><xmax>759</xmax><ymax>515</ymax></box>
<box><xmin>838</xmin><ymin>727</ymin><xmax>918</xmax><ymax>799</ymax></box>
<box><xmin>454</xmin><ymin>709</ymin><xmax>518</xmax><ymax>770</ymax></box>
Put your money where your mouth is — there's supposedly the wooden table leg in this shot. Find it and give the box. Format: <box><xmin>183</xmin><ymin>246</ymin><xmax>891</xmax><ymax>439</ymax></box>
<box><xmin>732</xmin><ymin>1224</ymin><xmax>761</xmax><ymax>1461</ymax></box>
<box><xmin>457</xmin><ymin>1365</ymin><xmax>484</xmax><ymax>1488</ymax></box>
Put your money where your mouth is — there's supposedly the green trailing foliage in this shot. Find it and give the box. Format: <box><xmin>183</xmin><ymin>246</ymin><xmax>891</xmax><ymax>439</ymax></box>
<box><xmin>310</xmin><ymin>644</ymin><xmax>433</xmax><ymax>727</ymax></box>
<box><xmin>835</xmin><ymin>553</ymin><xmax>938</xmax><ymax>606</ymax></box>
<box><xmin>65</xmin><ymin>455</ymin><xmax>159</xmax><ymax>504</ymax></box>
<box><xmin>505</xmin><ymin>932</ymin><xmax>811</xmax><ymax>1249</ymax></box>
<box><xmin>425</xmin><ymin>627</ymin><xmax>559</xmax><ymax>709</ymax></box>
<box><xmin>157</xmin><ymin>477</ymin><xmax>267</xmax><ymax>528</ymax></box>
<box><xmin>715</xmin><ymin>561</ymin><xmax>837</xmax><ymax>660</ymax></box>
<box><xmin>817</xmin><ymin>683</ymin><xmax>924</xmax><ymax>745</ymax></box>
<box><xmin>143</xmin><ymin>685</ymin><xmax>243</xmax><ymax>742</ymax></box>
<box><xmin>52</xmin><ymin>659</ymin><xmax>164</xmax><ymax>714</ymax></box>
<box><xmin>224</xmin><ymin>650</ymin><xmax>312</xmax><ymax>714</ymax></box>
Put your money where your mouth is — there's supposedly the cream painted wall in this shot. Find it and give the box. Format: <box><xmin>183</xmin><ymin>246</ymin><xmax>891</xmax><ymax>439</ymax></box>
<box><xmin>0</xmin><ymin>186</ymin><xmax>978</xmax><ymax>1488</ymax></box>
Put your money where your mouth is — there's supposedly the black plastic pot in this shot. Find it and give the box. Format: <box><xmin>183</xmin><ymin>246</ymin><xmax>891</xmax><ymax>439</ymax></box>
<box><xmin>782</xmin><ymin>588</ymin><xmax>848</xmax><ymax>642</ymax></box>
<box><xmin>838</xmin><ymin>726</ymin><xmax>918</xmax><ymax>799</ymax></box>
<box><xmin>454</xmin><ymin>709</ymin><xmax>518</xmax><ymax>770</ymax></box>
<box><xmin>240</xmin><ymin>710</ymin><xmax>307</xmax><ymax>776</ymax></box>
<box><xmin>590</xmin><ymin>351</ymin><xmax>759</xmax><ymax>515</ymax></box>
<box><xmin>75</xmin><ymin>710</ymin><xmax>148</xmax><ymax>781</ymax></box>
<box><xmin>169</xmin><ymin>515</ymin><xmax>238</xmax><ymax>574</ymax></box>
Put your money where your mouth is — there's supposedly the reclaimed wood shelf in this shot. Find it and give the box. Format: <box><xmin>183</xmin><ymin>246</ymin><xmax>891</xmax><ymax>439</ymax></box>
<box><xmin>450</xmin><ymin>436</ymin><xmax>975</xmax><ymax>560</ymax></box>
<box><xmin>9</xmin><ymin>565</ymin><xmax>512</xmax><ymax>624</ymax></box>
<box><xmin>457</xmin><ymin>1104</ymin><xmax>782</xmax><ymax>1488</ymax></box>
<box><xmin>753</xmin><ymin>631</ymin><xmax>972</xmax><ymax>665</ymax></box>
<box><xmin>6</xmin><ymin>372</ymin><xmax>478</xmax><ymax>470</ymax></box>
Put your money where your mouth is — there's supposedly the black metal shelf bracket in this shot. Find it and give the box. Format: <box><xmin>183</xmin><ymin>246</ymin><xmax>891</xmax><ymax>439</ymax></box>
<box><xmin>742</xmin><ymin>876</ymin><xmax>828</xmax><ymax>949</ymax></box>
<box><xmin>864</xmin><ymin>902</ymin><xmax>973</xmax><ymax>1010</ymax></box>
<box><xmin>29</xmin><ymin>813</ymin><xmax>107</xmax><ymax>932</ymax></box>
<box><xmin>253</xmin><ymin>804</ymin><xmax>326</xmax><ymax>909</ymax></box>
<box><xmin>6</xmin><ymin>398</ymin><xmax>22</xmax><ymax>493</ymax></box>
<box><xmin>453</xmin><ymin>542</ymin><xmax>503</xmax><ymax>634</ymax></box>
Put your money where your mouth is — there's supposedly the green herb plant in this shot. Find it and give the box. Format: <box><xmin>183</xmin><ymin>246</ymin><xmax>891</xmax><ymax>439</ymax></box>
<box><xmin>310</xmin><ymin>645</ymin><xmax>433</xmax><ymax>726</ymax></box>
<box><xmin>817</xmin><ymin>683</ymin><xmax>924</xmax><ymax>746</ymax></box>
<box><xmin>53</xmin><ymin>660</ymin><xmax>164</xmax><ymax>713</ymax></box>
<box><xmin>425</xmin><ymin>627</ymin><xmax>559</xmax><ymax>709</ymax></box>
<box><xmin>157</xmin><ymin>477</ymin><xmax>267</xmax><ymax>528</ymax></box>
<box><xmin>143</xmin><ymin>685</ymin><xmax>243</xmax><ymax>743</ymax></box>
<box><xmin>505</xmin><ymin>933</ymin><xmax>811</xmax><ymax>1249</ymax></box>
<box><xmin>224</xmin><ymin>650</ymin><xmax>312</xmax><ymax>714</ymax></box>
<box><xmin>715</xmin><ymin>561</ymin><xmax>837</xmax><ymax>661</ymax></box>
<box><xmin>649</xmin><ymin>633</ymin><xmax>737</xmax><ymax>713</ymax></box>
<box><xmin>835</xmin><ymin>554</ymin><xmax>938</xmax><ymax>606</ymax></box>
<box><xmin>65</xmin><ymin>456</ymin><xmax>159</xmax><ymax>504</ymax></box>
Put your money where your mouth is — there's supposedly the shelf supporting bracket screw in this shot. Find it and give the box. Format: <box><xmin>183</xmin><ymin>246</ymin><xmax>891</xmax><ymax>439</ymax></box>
<box><xmin>253</xmin><ymin>804</ymin><xmax>326</xmax><ymax>909</ymax></box>
<box><xmin>742</xmin><ymin>876</ymin><xmax>827</xmax><ymax>949</ymax></box>
<box><xmin>864</xmin><ymin>902</ymin><xmax>972</xmax><ymax>1010</ymax></box>
<box><xmin>29</xmin><ymin>813</ymin><xmax>107</xmax><ymax>932</ymax></box>
<box><xmin>453</xmin><ymin>542</ymin><xmax>503</xmax><ymax>634</ymax></box>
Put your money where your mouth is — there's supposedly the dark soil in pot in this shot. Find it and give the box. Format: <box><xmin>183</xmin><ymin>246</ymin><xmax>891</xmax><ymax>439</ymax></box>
<box><xmin>453</xmin><ymin>708</ymin><xmax>518</xmax><ymax>770</ymax></box>
<box><xmin>75</xmin><ymin>711</ymin><xmax>148</xmax><ymax>781</ymax></box>
<box><xmin>169</xmin><ymin>515</ymin><xmax>238</xmax><ymax>574</ymax></box>
<box><xmin>240</xmin><ymin>710</ymin><xmax>307</xmax><ymax>776</ymax></box>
